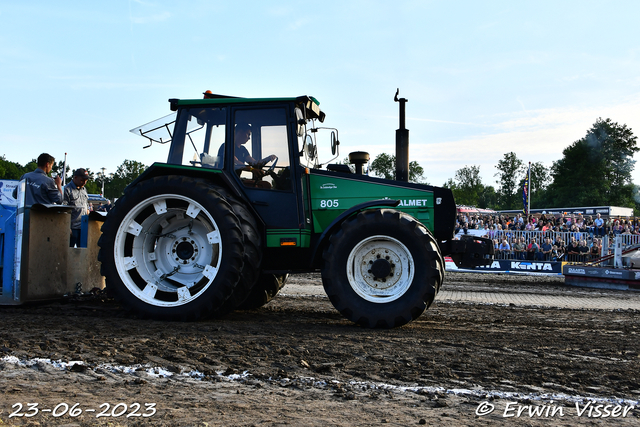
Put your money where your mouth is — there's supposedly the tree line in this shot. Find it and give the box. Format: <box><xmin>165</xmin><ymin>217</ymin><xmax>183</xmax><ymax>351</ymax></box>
<box><xmin>2</xmin><ymin>117</ymin><xmax>638</xmax><ymax>210</ymax></box>
<box><xmin>364</xmin><ymin>117</ymin><xmax>639</xmax><ymax>211</ymax></box>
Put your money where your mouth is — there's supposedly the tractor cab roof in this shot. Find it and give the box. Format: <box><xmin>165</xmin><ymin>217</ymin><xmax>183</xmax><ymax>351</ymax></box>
<box><xmin>169</xmin><ymin>95</ymin><xmax>324</xmax><ymax>121</ymax></box>
<box><xmin>131</xmin><ymin>95</ymin><xmax>324</xmax><ymax>147</ymax></box>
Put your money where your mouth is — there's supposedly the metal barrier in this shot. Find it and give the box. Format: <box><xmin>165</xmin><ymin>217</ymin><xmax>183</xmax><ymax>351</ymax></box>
<box><xmin>456</xmin><ymin>229</ymin><xmax>640</xmax><ymax>264</ymax></box>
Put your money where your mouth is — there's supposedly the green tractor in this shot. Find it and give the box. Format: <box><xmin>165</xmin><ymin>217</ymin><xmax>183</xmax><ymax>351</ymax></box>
<box><xmin>98</xmin><ymin>91</ymin><xmax>493</xmax><ymax>328</ymax></box>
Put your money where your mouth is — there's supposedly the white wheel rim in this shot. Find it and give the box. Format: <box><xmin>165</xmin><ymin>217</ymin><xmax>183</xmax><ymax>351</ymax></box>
<box><xmin>346</xmin><ymin>235</ymin><xmax>414</xmax><ymax>303</ymax></box>
<box><xmin>114</xmin><ymin>194</ymin><xmax>222</xmax><ymax>307</ymax></box>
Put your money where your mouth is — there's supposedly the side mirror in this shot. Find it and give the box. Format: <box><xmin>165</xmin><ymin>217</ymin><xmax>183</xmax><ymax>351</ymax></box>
<box><xmin>331</xmin><ymin>131</ymin><xmax>339</xmax><ymax>156</ymax></box>
<box><xmin>304</xmin><ymin>134</ymin><xmax>316</xmax><ymax>161</ymax></box>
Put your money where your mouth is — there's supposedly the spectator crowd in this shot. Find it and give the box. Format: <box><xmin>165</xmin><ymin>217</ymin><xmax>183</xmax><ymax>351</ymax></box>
<box><xmin>455</xmin><ymin>212</ymin><xmax>640</xmax><ymax>263</ymax></box>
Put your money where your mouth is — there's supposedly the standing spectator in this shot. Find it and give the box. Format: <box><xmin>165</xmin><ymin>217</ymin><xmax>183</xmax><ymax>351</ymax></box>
<box><xmin>590</xmin><ymin>238</ymin><xmax>601</xmax><ymax>260</ymax></box>
<box><xmin>541</xmin><ymin>238</ymin><xmax>553</xmax><ymax>261</ymax></box>
<box><xmin>566</xmin><ymin>238</ymin><xmax>580</xmax><ymax>262</ymax></box>
<box><xmin>512</xmin><ymin>237</ymin><xmax>525</xmax><ymax>260</ymax></box>
<box><xmin>63</xmin><ymin>168</ymin><xmax>90</xmax><ymax>247</ymax></box>
<box><xmin>577</xmin><ymin>240</ymin><xmax>590</xmax><ymax>262</ymax></box>
<box><xmin>498</xmin><ymin>238</ymin><xmax>511</xmax><ymax>259</ymax></box>
<box><xmin>527</xmin><ymin>238</ymin><xmax>540</xmax><ymax>260</ymax></box>
<box><xmin>11</xmin><ymin>153</ymin><xmax>62</xmax><ymax>206</ymax></box>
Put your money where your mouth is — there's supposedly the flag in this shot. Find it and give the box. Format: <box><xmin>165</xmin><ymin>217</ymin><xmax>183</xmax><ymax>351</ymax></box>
<box><xmin>522</xmin><ymin>164</ymin><xmax>530</xmax><ymax>215</ymax></box>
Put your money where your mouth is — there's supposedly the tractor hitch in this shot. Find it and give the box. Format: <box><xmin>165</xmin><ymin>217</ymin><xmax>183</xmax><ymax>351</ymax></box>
<box><xmin>442</xmin><ymin>235</ymin><xmax>495</xmax><ymax>269</ymax></box>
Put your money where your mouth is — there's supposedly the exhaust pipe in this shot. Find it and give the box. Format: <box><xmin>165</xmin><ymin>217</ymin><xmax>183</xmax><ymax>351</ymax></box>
<box><xmin>394</xmin><ymin>89</ymin><xmax>409</xmax><ymax>182</ymax></box>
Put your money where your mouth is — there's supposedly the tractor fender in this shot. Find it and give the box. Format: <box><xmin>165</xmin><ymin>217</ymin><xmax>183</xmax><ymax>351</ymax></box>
<box><xmin>309</xmin><ymin>199</ymin><xmax>400</xmax><ymax>268</ymax></box>
<box><xmin>126</xmin><ymin>163</ymin><xmax>245</xmax><ymax>200</ymax></box>
<box><xmin>121</xmin><ymin>163</ymin><xmax>264</xmax><ymax>229</ymax></box>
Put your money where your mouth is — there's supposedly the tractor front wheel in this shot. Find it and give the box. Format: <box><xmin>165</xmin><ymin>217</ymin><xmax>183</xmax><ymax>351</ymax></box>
<box><xmin>321</xmin><ymin>209</ymin><xmax>443</xmax><ymax>328</ymax></box>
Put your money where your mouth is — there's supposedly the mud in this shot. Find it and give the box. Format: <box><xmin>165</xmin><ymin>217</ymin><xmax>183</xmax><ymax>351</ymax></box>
<box><xmin>0</xmin><ymin>272</ymin><xmax>639</xmax><ymax>426</ymax></box>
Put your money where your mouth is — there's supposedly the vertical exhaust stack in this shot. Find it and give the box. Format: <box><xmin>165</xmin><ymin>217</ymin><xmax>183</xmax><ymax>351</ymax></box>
<box><xmin>394</xmin><ymin>89</ymin><xmax>409</xmax><ymax>182</ymax></box>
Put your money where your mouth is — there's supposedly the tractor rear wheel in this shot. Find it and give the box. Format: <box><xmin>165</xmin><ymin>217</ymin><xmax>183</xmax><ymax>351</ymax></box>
<box><xmin>98</xmin><ymin>176</ymin><xmax>244</xmax><ymax>321</ymax></box>
<box><xmin>321</xmin><ymin>209</ymin><xmax>443</xmax><ymax>328</ymax></box>
<box><xmin>215</xmin><ymin>193</ymin><xmax>262</xmax><ymax>315</ymax></box>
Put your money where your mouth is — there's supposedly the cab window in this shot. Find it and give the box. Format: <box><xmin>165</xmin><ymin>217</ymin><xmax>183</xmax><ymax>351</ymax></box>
<box><xmin>230</xmin><ymin>108</ymin><xmax>292</xmax><ymax>191</ymax></box>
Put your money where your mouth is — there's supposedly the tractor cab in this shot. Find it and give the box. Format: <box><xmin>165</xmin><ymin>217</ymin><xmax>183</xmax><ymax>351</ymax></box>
<box><xmin>131</xmin><ymin>95</ymin><xmax>337</xmax><ymax>184</ymax></box>
<box><xmin>131</xmin><ymin>95</ymin><xmax>342</xmax><ymax>232</ymax></box>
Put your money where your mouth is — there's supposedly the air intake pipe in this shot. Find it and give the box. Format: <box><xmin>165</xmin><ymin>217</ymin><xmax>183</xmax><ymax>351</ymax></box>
<box><xmin>394</xmin><ymin>89</ymin><xmax>409</xmax><ymax>182</ymax></box>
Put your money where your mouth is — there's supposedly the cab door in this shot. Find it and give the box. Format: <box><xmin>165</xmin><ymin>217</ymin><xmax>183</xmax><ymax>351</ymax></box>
<box><xmin>227</xmin><ymin>106</ymin><xmax>303</xmax><ymax>232</ymax></box>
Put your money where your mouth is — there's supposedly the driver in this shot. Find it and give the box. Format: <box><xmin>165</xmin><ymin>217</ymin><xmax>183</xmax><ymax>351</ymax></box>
<box><xmin>218</xmin><ymin>123</ymin><xmax>276</xmax><ymax>188</ymax></box>
<box><xmin>232</xmin><ymin>123</ymin><xmax>276</xmax><ymax>168</ymax></box>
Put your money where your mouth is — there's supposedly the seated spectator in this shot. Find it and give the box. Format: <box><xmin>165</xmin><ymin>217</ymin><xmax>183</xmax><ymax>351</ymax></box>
<box><xmin>612</xmin><ymin>219</ymin><xmax>623</xmax><ymax>234</ymax></box>
<box><xmin>594</xmin><ymin>213</ymin><xmax>604</xmax><ymax>236</ymax></box>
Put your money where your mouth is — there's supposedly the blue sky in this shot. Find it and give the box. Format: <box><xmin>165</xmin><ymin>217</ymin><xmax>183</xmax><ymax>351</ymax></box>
<box><xmin>2</xmin><ymin>1</ymin><xmax>640</xmax><ymax>188</ymax></box>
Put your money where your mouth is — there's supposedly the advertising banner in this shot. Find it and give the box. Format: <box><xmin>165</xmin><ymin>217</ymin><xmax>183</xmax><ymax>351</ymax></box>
<box><xmin>0</xmin><ymin>180</ymin><xmax>18</xmax><ymax>207</ymax></box>
<box><xmin>445</xmin><ymin>257</ymin><xmax>563</xmax><ymax>275</ymax></box>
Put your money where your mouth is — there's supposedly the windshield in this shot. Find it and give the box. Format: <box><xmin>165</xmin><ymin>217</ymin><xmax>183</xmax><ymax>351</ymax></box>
<box><xmin>129</xmin><ymin>113</ymin><xmax>176</xmax><ymax>147</ymax></box>
<box><xmin>166</xmin><ymin>107</ymin><xmax>227</xmax><ymax>168</ymax></box>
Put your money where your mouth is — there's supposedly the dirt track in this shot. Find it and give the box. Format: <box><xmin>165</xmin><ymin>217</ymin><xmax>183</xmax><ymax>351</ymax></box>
<box><xmin>1</xmin><ymin>272</ymin><xmax>639</xmax><ymax>426</ymax></box>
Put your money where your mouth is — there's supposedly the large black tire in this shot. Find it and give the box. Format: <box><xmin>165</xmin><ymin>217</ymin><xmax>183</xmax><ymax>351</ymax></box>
<box><xmin>215</xmin><ymin>192</ymin><xmax>262</xmax><ymax>314</ymax></box>
<box><xmin>236</xmin><ymin>273</ymin><xmax>288</xmax><ymax>310</ymax></box>
<box><xmin>321</xmin><ymin>209</ymin><xmax>444</xmax><ymax>328</ymax></box>
<box><xmin>98</xmin><ymin>176</ymin><xmax>244</xmax><ymax>321</ymax></box>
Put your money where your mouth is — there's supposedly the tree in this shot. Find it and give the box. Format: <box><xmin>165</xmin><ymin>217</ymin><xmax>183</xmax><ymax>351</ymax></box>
<box><xmin>494</xmin><ymin>152</ymin><xmax>524</xmax><ymax>209</ymax></box>
<box><xmin>51</xmin><ymin>160</ymin><xmax>71</xmax><ymax>183</ymax></box>
<box><xmin>547</xmin><ymin>118</ymin><xmax>638</xmax><ymax>208</ymax></box>
<box><xmin>447</xmin><ymin>165</ymin><xmax>484</xmax><ymax>206</ymax></box>
<box><xmin>478</xmin><ymin>185</ymin><xmax>498</xmax><ymax>209</ymax></box>
<box><xmin>105</xmin><ymin>160</ymin><xmax>147</xmax><ymax>198</ymax></box>
<box><xmin>369</xmin><ymin>153</ymin><xmax>427</xmax><ymax>184</ymax></box>
<box><xmin>0</xmin><ymin>156</ymin><xmax>31</xmax><ymax>180</ymax></box>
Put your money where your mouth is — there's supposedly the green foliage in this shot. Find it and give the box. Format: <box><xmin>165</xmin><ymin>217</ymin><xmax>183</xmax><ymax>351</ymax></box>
<box><xmin>478</xmin><ymin>185</ymin><xmax>498</xmax><ymax>209</ymax></box>
<box><xmin>0</xmin><ymin>156</ymin><xmax>32</xmax><ymax>179</ymax></box>
<box><xmin>546</xmin><ymin>118</ymin><xmax>638</xmax><ymax>208</ymax></box>
<box><xmin>494</xmin><ymin>152</ymin><xmax>524</xmax><ymax>209</ymax></box>
<box><xmin>447</xmin><ymin>165</ymin><xmax>484</xmax><ymax>206</ymax></box>
<box><xmin>369</xmin><ymin>153</ymin><xmax>427</xmax><ymax>184</ymax></box>
<box><xmin>105</xmin><ymin>160</ymin><xmax>147</xmax><ymax>198</ymax></box>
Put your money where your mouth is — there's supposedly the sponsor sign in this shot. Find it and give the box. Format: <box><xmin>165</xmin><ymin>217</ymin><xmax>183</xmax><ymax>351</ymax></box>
<box><xmin>562</xmin><ymin>265</ymin><xmax>640</xmax><ymax>280</ymax></box>
<box><xmin>0</xmin><ymin>180</ymin><xmax>18</xmax><ymax>207</ymax></box>
<box><xmin>445</xmin><ymin>258</ymin><xmax>563</xmax><ymax>275</ymax></box>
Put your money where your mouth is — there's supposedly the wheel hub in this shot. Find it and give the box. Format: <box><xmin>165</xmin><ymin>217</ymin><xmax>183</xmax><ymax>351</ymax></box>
<box><xmin>172</xmin><ymin>237</ymin><xmax>199</xmax><ymax>264</ymax></box>
<box><xmin>346</xmin><ymin>235</ymin><xmax>414</xmax><ymax>303</ymax></box>
<box><xmin>370</xmin><ymin>258</ymin><xmax>393</xmax><ymax>279</ymax></box>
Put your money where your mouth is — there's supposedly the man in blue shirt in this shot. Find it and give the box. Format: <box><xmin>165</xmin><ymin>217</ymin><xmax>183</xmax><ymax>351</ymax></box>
<box><xmin>12</xmin><ymin>153</ymin><xmax>62</xmax><ymax>206</ymax></box>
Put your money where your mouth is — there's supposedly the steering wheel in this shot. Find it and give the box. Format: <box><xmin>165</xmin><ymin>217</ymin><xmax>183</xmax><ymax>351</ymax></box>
<box><xmin>267</xmin><ymin>156</ymin><xmax>278</xmax><ymax>172</ymax></box>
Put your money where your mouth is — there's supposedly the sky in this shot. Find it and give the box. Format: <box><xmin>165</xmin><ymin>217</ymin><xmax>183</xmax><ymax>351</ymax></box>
<box><xmin>2</xmin><ymin>1</ymin><xmax>640</xmax><ymax>189</ymax></box>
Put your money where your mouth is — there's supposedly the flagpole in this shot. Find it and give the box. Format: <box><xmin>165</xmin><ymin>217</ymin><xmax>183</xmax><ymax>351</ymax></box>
<box><xmin>527</xmin><ymin>161</ymin><xmax>531</xmax><ymax>215</ymax></box>
<box><xmin>62</xmin><ymin>152</ymin><xmax>67</xmax><ymax>186</ymax></box>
